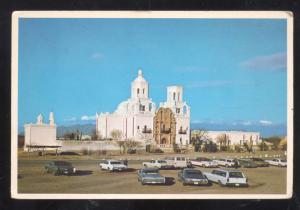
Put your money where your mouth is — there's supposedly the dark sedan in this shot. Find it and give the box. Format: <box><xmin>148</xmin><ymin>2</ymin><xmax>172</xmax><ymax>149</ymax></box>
<box><xmin>137</xmin><ymin>168</ymin><xmax>166</xmax><ymax>185</ymax></box>
<box><xmin>178</xmin><ymin>168</ymin><xmax>210</xmax><ymax>186</ymax></box>
<box><xmin>45</xmin><ymin>161</ymin><xmax>76</xmax><ymax>176</ymax></box>
<box><xmin>237</xmin><ymin>158</ymin><xmax>258</xmax><ymax>168</ymax></box>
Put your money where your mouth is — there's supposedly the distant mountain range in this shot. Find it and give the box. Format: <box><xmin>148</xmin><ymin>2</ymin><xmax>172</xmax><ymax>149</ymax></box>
<box><xmin>18</xmin><ymin>122</ymin><xmax>287</xmax><ymax>138</ymax></box>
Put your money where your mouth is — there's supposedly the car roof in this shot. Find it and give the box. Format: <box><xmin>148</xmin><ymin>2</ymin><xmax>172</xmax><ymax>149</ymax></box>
<box><xmin>213</xmin><ymin>168</ymin><xmax>242</xmax><ymax>173</ymax></box>
<box><xmin>107</xmin><ymin>159</ymin><xmax>121</xmax><ymax>162</ymax></box>
<box><xmin>183</xmin><ymin>168</ymin><xmax>202</xmax><ymax>172</ymax></box>
<box><xmin>52</xmin><ymin>161</ymin><xmax>70</xmax><ymax>164</ymax></box>
<box><xmin>141</xmin><ymin>168</ymin><xmax>159</xmax><ymax>172</ymax></box>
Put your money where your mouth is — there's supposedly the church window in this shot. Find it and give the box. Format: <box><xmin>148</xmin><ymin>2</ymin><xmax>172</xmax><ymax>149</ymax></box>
<box><xmin>137</xmin><ymin>88</ymin><xmax>140</xmax><ymax>94</ymax></box>
<box><xmin>143</xmin><ymin>88</ymin><xmax>145</xmax><ymax>94</ymax></box>
<box><xmin>139</xmin><ymin>104</ymin><xmax>145</xmax><ymax>111</ymax></box>
<box><xmin>176</xmin><ymin>108</ymin><xmax>180</xmax><ymax>114</ymax></box>
<box><xmin>173</xmin><ymin>92</ymin><xmax>176</xmax><ymax>100</ymax></box>
<box><xmin>149</xmin><ymin>103</ymin><xmax>152</xmax><ymax>111</ymax></box>
<box><xmin>137</xmin><ymin>126</ymin><xmax>140</xmax><ymax>129</ymax></box>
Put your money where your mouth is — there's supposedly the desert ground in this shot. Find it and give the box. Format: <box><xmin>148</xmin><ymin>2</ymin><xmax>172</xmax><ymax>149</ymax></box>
<box><xmin>17</xmin><ymin>150</ymin><xmax>287</xmax><ymax>194</ymax></box>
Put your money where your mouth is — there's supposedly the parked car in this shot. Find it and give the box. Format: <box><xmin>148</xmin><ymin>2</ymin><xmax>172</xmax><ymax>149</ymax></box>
<box><xmin>190</xmin><ymin>157</ymin><xmax>218</xmax><ymax>168</ymax></box>
<box><xmin>216</xmin><ymin>158</ymin><xmax>240</xmax><ymax>168</ymax></box>
<box><xmin>204</xmin><ymin>169</ymin><xmax>248</xmax><ymax>187</ymax></box>
<box><xmin>237</xmin><ymin>158</ymin><xmax>258</xmax><ymax>168</ymax></box>
<box><xmin>45</xmin><ymin>161</ymin><xmax>76</xmax><ymax>176</ymax></box>
<box><xmin>178</xmin><ymin>168</ymin><xmax>210</xmax><ymax>186</ymax></box>
<box><xmin>137</xmin><ymin>168</ymin><xmax>166</xmax><ymax>185</ymax></box>
<box><xmin>127</xmin><ymin>148</ymin><xmax>136</xmax><ymax>154</ymax></box>
<box><xmin>165</xmin><ymin>156</ymin><xmax>188</xmax><ymax>168</ymax></box>
<box><xmin>265</xmin><ymin>158</ymin><xmax>287</xmax><ymax>167</ymax></box>
<box><xmin>249</xmin><ymin>158</ymin><xmax>269</xmax><ymax>167</ymax></box>
<box><xmin>99</xmin><ymin>160</ymin><xmax>128</xmax><ymax>171</ymax></box>
<box><xmin>142</xmin><ymin>160</ymin><xmax>172</xmax><ymax>169</ymax></box>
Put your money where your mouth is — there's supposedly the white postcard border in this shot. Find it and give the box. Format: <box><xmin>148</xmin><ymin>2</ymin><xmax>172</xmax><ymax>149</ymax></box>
<box><xmin>11</xmin><ymin>11</ymin><xmax>294</xmax><ymax>199</ymax></box>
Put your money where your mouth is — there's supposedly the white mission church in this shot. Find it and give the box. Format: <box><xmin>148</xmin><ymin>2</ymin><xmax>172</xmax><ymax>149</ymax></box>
<box><xmin>96</xmin><ymin>69</ymin><xmax>191</xmax><ymax>146</ymax></box>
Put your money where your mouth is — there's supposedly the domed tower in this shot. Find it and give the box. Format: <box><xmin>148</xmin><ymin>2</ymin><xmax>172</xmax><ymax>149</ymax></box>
<box><xmin>131</xmin><ymin>69</ymin><xmax>149</xmax><ymax>99</ymax></box>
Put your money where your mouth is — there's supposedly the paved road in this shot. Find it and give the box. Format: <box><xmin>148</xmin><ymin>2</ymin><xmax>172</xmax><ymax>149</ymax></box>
<box><xmin>17</xmin><ymin>159</ymin><xmax>287</xmax><ymax>195</ymax></box>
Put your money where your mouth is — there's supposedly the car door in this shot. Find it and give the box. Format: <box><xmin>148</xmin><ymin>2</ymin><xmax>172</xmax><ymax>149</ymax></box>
<box><xmin>209</xmin><ymin>170</ymin><xmax>219</xmax><ymax>182</ymax></box>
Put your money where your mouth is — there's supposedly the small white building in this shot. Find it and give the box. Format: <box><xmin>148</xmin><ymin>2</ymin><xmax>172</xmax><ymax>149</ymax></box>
<box><xmin>160</xmin><ymin>86</ymin><xmax>190</xmax><ymax>145</ymax></box>
<box><xmin>24</xmin><ymin>112</ymin><xmax>58</xmax><ymax>151</ymax></box>
<box><xmin>192</xmin><ymin>130</ymin><xmax>261</xmax><ymax>148</ymax></box>
<box><xmin>96</xmin><ymin>69</ymin><xmax>156</xmax><ymax>141</ymax></box>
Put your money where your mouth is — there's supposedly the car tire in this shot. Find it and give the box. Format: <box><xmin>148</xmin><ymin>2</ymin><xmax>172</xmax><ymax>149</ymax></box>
<box><xmin>218</xmin><ymin>180</ymin><xmax>224</xmax><ymax>187</ymax></box>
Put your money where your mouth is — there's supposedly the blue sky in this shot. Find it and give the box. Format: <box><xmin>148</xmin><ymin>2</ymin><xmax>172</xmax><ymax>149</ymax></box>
<box><xmin>19</xmin><ymin>18</ymin><xmax>287</xmax><ymax>129</ymax></box>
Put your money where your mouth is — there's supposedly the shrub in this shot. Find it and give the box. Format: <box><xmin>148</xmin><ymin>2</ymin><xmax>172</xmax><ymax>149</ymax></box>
<box><xmin>149</xmin><ymin>148</ymin><xmax>164</xmax><ymax>153</ymax></box>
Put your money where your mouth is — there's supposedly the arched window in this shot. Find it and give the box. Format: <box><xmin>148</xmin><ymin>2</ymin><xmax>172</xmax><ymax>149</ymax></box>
<box><xmin>173</xmin><ymin>92</ymin><xmax>176</xmax><ymax>100</ymax></box>
<box><xmin>149</xmin><ymin>103</ymin><xmax>152</xmax><ymax>111</ymax></box>
<box><xmin>143</xmin><ymin>88</ymin><xmax>145</xmax><ymax>94</ymax></box>
<box><xmin>137</xmin><ymin>88</ymin><xmax>140</xmax><ymax>95</ymax></box>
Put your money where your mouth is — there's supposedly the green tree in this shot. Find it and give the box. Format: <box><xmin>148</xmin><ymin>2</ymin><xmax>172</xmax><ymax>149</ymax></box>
<box><xmin>173</xmin><ymin>142</ymin><xmax>181</xmax><ymax>153</ymax></box>
<box><xmin>217</xmin><ymin>134</ymin><xmax>230</xmax><ymax>151</ymax></box>
<box><xmin>191</xmin><ymin>130</ymin><xmax>209</xmax><ymax>152</ymax></box>
<box><xmin>110</xmin><ymin>129</ymin><xmax>122</xmax><ymax>141</ymax></box>
<box><xmin>263</xmin><ymin>136</ymin><xmax>282</xmax><ymax>150</ymax></box>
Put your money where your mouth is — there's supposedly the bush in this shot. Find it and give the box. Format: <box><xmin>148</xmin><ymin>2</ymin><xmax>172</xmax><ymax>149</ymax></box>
<box><xmin>149</xmin><ymin>148</ymin><xmax>164</xmax><ymax>153</ymax></box>
<box><xmin>81</xmin><ymin>149</ymin><xmax>89</xmax><ymax>155</ymax></box>
<box><xmin>173</xmin><ymin>143</ymin><xmax>181</xmax><ymax>153</ymax></box>
<box><xmin>202</xmin><ymin>141</ymin><xmax>218</xmax><ymax>153</ymax></box>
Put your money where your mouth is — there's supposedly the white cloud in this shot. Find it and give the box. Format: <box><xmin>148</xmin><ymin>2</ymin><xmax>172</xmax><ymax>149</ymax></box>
<box><xmin>259</xmin><ymin>120</ymin><xmax>273</xmax><ymax>125</ymax></box>
<box><xmin>81</xmin><ymin>115</ymin><xmax>96</xmax><ymax>121</ymax></box>
<box><xmin>240</xmin><ymin>121</ymin><xmax>252</xmax><ymax>126</ymax></box>
<box><xmin>64</xmin><ymin>117</ymin><xmax>77</xmax><ymax>121</ymax></box>
<box><xmin>240</xmin><ymin>52</ymin><xmax>286</xmax><ymax>71</ymax></box>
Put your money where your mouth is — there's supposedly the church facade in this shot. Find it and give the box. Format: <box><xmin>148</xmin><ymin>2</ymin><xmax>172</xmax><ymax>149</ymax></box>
<box><xmin>96</xmin><ymin>69</ymin><xmax>191</xmax><ymax>147</ymax></box>
<box><xmin>153</xmin><ymin>107</ymin><xmax>176</xmax><ymax>147</ymax></box>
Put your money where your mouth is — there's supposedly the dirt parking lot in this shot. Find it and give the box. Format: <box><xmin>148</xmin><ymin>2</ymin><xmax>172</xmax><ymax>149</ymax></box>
<box><xmin>18</xmin><ymin>159</ymin><xmax>287</xmax><ymax>194</ymax></box>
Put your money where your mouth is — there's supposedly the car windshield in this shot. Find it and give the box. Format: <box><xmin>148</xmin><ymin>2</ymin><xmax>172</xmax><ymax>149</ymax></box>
<box><xmin>144</xmin><ymin>170</ymin><xmax>159</xmax><ymax>175</ymax></box>
<box><xmin>253</xmin><ymin>158</ymin><xmax>264</xmax><ymax>161</ymax></box>
<box><xmin>158</xmin><ymin>160</ymin><xmax>167</xmax><ymax>163</ymax></box>
<box><xmin>55</xmin><ymin>161</ymin><xmax>72</xmax><ymax>166</ymax></box>
<box><xmin>229</xmin><ymin>172</ymin><xmax>244</xmax><ymax>178</ymax></box>
<box><xmin>111</xmin><ymin>161</ymin><xmax>122</xmax><ymax>165</ymax></box>
<box><xmin>197</xmin><ymin>158</ymin><xmax>211</xmax><ymax>161</ymax></box>
<box><xmin>184</xmin><ymin>170</ymin><xmax>204</xmax><ymax>178</ymax></box>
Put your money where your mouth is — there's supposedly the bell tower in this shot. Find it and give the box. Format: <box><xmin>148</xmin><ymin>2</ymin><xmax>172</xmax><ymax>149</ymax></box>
<box><xmin>131</xmin><ymin>69</ymin><xmax>149</xmax><ymax>99</ymax></box>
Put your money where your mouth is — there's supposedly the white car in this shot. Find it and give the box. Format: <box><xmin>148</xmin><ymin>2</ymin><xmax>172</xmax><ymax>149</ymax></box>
<box><xmin>165</xmin><ymin>156</ymin><xmax>188</xmax><ymax>168</ymax></box>
<box><xmin>216</xmin><ymin>158</ymin><xmax>239</xmax><ymax>168</ymax></box>
<box><xmin>265</xmin><ymin>158</ymin><xmax>287</xmax><ymax>167</ymax></box>
<box><xmin>99</xmin><ymin>160</ymin><xmax>128</xmax><ymax>171</ymax></box>
<box><xmin>142</xmin><ymin>160</ymin><xmax>171</xmax><ymax>169</ymax></box>
<box><xmin>204</xmin><ymin>169</ymin><xmax>248</xmax><ymax>187</ymax></box>
<box><xmin>190</xmin><ymin>157</ymin><xmax>218</xmax><ymax>168</ymax></box>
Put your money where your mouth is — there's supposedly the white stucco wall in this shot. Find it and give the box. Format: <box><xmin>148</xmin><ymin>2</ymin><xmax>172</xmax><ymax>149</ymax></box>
<box><xmin>24</xmin><ymin>124</ymin><xmax>58</xmax><ymax>150</ymax></box>
<box><xmin>203</xmin><ymin>131</ymin><xmax>261</xmax><ymax>146</ymax></box>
